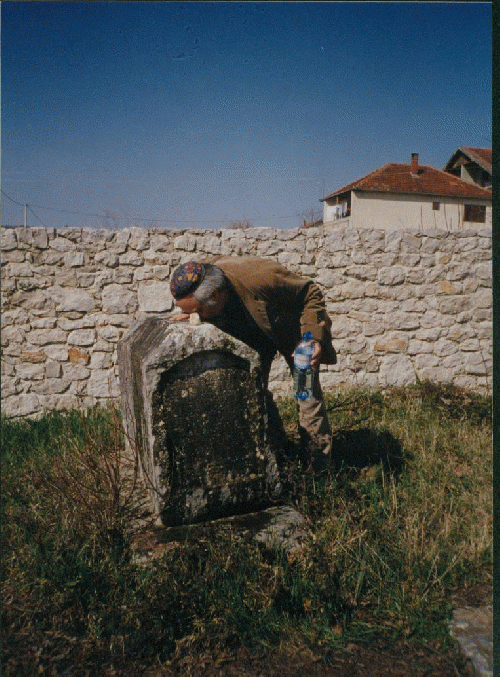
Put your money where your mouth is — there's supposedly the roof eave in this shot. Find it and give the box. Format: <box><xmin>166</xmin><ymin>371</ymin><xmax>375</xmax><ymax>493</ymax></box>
<box><xmin>444</xmin><ymin>150</ymin><xmax>462</xmax><ymax>171</ymax></box>
<box><xmin>323</xmin><ymin>187</ymin><xmax>492</xmax><ymax>201</ymax></box>
<box><xmin>358</xmin><ymin>187</ymin><xmax>491</xmax><ymax>200</ymax></box>
<box><xmin>445</xmin><ymin>146</ymin><xmax>492</xmax><ymax>174</ymax></box>
<box><xmin>320</xmin><ymin>189</ymin><xmax>351</xmax><ymax>202</ymax></box>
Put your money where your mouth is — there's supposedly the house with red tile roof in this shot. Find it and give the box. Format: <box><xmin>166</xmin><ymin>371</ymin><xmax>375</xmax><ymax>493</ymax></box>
<box><xmin>319</xmin><ymin>152</ymin><xmax>492</xmax><ymax>232</ymax></box>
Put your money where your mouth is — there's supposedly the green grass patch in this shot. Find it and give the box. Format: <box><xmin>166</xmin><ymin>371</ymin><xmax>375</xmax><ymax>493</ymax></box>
<box><xmin>1</xmin><ymin>383</ymin><xmax>492</xmax><ymax>675</ymax></box>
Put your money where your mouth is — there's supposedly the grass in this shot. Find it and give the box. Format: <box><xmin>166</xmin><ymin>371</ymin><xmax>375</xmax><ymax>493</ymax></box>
<box><xmin>1</xmin><ymin>382</ymin><xmax>492</xmax><ymax>675</ymax></box>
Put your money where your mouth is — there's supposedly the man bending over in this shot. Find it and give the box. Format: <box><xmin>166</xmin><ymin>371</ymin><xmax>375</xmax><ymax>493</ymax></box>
<box><xmin>169</xmin><ymin>256</ymin><xmax>337</xmax><ymax>473</ymax></box>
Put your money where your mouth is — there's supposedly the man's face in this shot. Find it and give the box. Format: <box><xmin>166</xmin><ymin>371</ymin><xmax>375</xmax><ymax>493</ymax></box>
<box><xmin>176</xmin><ymin>289</ymin><xmax>227</xmax><ymax>320</ymax></box>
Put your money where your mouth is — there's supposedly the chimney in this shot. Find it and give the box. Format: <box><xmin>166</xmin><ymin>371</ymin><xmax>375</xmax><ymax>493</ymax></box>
<box><xmin>410</xmin><ymin>153</ymin><xmax>419</xmax><ymax>176</ymax></box>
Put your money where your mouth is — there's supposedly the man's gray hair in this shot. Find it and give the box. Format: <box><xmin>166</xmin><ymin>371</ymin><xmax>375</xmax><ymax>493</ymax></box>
<box><xmin>193</xmin><ymin>265</ymin><xmax>226</xmax><ymax>306</ymax></box>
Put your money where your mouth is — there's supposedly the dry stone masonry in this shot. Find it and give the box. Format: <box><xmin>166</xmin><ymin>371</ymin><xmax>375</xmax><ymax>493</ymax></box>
<box><xmin>1</xmin><ymin>225</ymin><xmax>492</xmax><ymax>418</ymax></box>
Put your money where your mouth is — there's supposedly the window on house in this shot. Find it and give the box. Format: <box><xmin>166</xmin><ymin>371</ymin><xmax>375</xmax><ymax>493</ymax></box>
<box><xmin>432</xmin><ymin>202</ymin><xmax>440</xmax><ymax>211</ymax></box>
<box><xmin>463</xmin><ymin>204</ymin><xmax>486</xmax><ymax>223</ymax></box>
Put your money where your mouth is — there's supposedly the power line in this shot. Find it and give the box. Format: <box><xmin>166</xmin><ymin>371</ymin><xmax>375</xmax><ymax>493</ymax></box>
<box><xmin>1</xmin><ymin>190</ymin><xmax>165</xmax><ymax>222</ymax></box>
<box><xmin>1</xmin><ymin>190</ymin><xmax>24</xmax><ymax>207</ymax></box>
<box><xmin>27</xmin><ymin>205</ymin><xmax>49</xmax><ymax>228</ymax></box>
<box><xmin>1</xmin><ymin>191</ymin><xmax>48</xmax><ymax>227</ymax></box>
<box><xmin>1</xmin><ymin>189</ymin><xmax>306</xmax><ymax>226</ymax></box>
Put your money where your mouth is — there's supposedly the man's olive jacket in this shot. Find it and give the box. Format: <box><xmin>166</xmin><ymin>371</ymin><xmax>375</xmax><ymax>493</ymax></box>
<box><xmin>206</xmin><ymin>256</ymin><xmax>337</xmax><ymax>365</ymax></box>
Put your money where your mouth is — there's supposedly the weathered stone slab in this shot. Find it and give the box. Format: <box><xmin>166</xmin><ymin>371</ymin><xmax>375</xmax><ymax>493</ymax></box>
<box><xmin>449</xmin><ymin>606</ymin><xmax>493</xmax><ymax>677</ymax></box>
<box><xmin>118</xmin><ymin>317</ymin><xmax>283</xmax><ymax>526</ymax></box>
<box><xmin>130</xmin><ymin>506</ymin><xmax>310</xmax><ymax>567</ymax></box>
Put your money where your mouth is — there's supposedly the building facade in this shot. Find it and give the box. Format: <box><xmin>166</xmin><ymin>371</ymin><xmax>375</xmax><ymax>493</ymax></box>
<box><xmin>321</xmin><ymin>153</ymin><xmax>492</xmax><ymax>232</ymax></box>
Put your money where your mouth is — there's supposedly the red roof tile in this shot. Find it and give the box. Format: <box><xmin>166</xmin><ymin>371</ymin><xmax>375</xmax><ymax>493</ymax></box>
<box><xmin>321</xmin><ymin>162</ymin><xmax>492</xmax><ymax>201</ymax></box>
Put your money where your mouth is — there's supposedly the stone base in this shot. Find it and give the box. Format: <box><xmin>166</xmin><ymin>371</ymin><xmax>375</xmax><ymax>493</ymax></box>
<box><xmin>131</xmin><ymin>505</ymin><xmax>309</xmax><ymax>566</ymax></box>
<box><xmin>449</xmin><ymin>606</ymin><xmax>493</xmax><ymax>677</ymax></box>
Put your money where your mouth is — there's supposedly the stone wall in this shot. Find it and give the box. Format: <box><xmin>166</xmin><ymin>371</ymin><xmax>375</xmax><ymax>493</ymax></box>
<box><xmin>1</xmin><ymin>225</ymin><xmax>492</xmax><ymax>418</ymax></box>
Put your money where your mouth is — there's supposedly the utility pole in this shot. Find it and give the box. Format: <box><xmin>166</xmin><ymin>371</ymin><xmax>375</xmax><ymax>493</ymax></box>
<box><xmin>24</xmin><ymin>204</ymin><xmax>27</xmax><ymax>228</ymax></box>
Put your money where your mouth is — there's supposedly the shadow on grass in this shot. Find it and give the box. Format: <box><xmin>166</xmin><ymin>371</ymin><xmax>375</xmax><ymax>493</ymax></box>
<box><xmin>333</xmin><ymin>428</ymin><xmax>410</xmax><ymax>477</ymax></box>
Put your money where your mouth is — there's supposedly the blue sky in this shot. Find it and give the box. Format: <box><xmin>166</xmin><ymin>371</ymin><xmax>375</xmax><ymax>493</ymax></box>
<box><xmin>1</xmin><ymin>1</ymin><xmax>492</xmax><ymax>230</ymax></box>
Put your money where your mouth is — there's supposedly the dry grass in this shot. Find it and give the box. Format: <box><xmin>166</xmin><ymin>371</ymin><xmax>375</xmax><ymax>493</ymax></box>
<box><xmin>1</xmin><ymin>382</ymin><xmax>492</xmax><ymax>675</ymax></box>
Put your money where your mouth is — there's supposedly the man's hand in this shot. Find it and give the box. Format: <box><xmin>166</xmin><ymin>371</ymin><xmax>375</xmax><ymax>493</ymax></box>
<box><xmin>310</xmin><ymin>340</ymin><xmax>322</xmax><ymax>370</ymax></box>
<box><xmin>170</xmin><ymin>313</ymin><xmax>190</xmax><ymax>322</ymax></box>
<box><xmin>292</xmin><ymin>340</ymin><xmax>322</xmax><ymax>371</ymax></box>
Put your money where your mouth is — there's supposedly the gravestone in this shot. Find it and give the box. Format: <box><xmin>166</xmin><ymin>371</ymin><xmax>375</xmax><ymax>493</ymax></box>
<box><xmin>117</xmin><ymin>316</ymin><xmax>284</xmax><ymax>526</ymax></box>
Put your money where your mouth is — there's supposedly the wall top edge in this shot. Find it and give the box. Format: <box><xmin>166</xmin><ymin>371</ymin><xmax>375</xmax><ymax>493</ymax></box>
<box><xmin>1</xmin><ymin>225</ymin><xmax>492</xmax><ymax>238</ymax></box>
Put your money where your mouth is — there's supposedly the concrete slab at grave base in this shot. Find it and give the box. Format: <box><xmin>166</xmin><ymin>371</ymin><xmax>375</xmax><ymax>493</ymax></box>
<box><xmin>118</xmin><ymin>316</ymin><xmax>285</xmax><ymax>526</ymax></box>
<box><xmin>131</xmin><ymin>505</ymin><xmax>310</xmax><ymax>566</ymax></box>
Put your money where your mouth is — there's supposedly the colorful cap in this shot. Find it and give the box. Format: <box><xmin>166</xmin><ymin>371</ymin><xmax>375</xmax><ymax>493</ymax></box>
<box><xmin>170</xmin><ymin>261</ymin><xmax>206</xmax><ymax>299</ymax></box>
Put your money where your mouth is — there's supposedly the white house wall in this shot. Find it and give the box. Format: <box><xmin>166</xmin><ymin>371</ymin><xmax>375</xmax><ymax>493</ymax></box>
<box><xmin>324</xmin><ymin>192</ymin><xmax>492</xmax><ymax>231</ymax></box>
